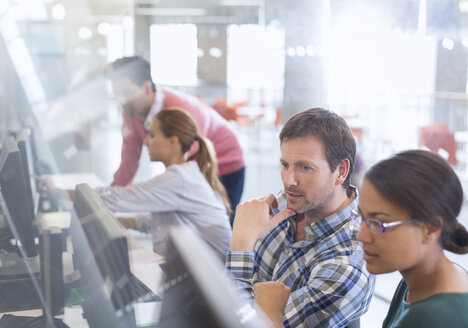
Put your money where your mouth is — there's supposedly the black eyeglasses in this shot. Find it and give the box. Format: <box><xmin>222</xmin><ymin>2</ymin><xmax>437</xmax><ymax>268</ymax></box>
<box><xmin>352</xmin><ymin>210</ymin><xmax>418</xmax><ymax>235</ymax></box>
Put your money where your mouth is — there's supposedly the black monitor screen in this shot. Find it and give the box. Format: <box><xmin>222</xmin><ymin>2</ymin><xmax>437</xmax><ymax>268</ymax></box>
<box><xmin>0</xmin><ymin>136</ymin><xmax>37</xmax><ymax>257</ymax></box>
<box><xmin>17</xmin><ymin>127</ymin><xmax>38</xmax><ymax>216</ymax></box>
<box><xmin>68</xmin><ymin>207</ymin><xmax>121</xmax><ymax>328</ymax></box>
<box><xmin>72</xmin><ymin>183</ymin><xmax>137</xmax><ymax>327</ymax></box>
<box><xmin>159</xmin><ymin>225</ymin><xmax>269</xmax><ymax>328</ymax></box>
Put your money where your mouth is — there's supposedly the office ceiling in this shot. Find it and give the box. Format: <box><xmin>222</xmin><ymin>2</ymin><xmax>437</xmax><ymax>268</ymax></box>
<box><xmin>85</xmin><ymin>0</ymin><xmax>262</xmax><ymax>24</ymax></box>
<box><xmin>82</xmin><ymin>0</ymin><xmax>468</xmax><ymax>36</ymax></box>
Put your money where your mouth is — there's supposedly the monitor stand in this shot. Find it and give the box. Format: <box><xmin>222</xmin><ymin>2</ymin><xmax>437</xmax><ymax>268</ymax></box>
<box><xmin>0</xmin><ymin>252</ymin><xmax>40</xmax><ymax>280</ymax></box>
<box><xmin>0</xmin><ymin>222</ymin><xmax>68</xmax><ymax>328</ymax></box>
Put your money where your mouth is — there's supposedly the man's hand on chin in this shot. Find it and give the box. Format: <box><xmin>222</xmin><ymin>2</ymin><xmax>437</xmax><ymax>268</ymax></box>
<box><xmin>230</xmin><ymin>194</ymin><xmax>295</xmax><ymax>252</ymax></box>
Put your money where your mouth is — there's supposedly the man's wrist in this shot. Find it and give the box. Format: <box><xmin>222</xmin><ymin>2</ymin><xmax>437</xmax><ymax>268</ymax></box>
<box><xmin>229</xmin><ymin>235</ymin><xmax>257</xmax><ymax>252</ymax></box>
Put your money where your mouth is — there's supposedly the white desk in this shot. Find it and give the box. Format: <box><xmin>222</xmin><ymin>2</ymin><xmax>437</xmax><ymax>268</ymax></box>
<box><xmin>45</xmin><ymin>172</ymin><xmax>106</xmax><ymax>189</ymax></box>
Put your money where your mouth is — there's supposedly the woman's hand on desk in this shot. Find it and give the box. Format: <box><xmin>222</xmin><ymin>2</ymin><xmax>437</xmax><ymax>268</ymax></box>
<box><xmin>36</xmin><ymin>175</ymin><xmax>73</xmax><ymax>199</ymax></box>
<box><xmin>118</xmin><ymin>217</ymin><xmax>137</xmax><ymax>230</ymax></box>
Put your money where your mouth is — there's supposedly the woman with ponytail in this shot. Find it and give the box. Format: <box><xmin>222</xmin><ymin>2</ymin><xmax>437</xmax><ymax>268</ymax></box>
<box><xmin>94</xmin><ymin>108</ymin><xmax>232</xmax><ymax>261</ymax></box>
<box><xmin>356</xmin><ymin>149</ymin><xmax>468</xmax><ymax>327</ymax></box>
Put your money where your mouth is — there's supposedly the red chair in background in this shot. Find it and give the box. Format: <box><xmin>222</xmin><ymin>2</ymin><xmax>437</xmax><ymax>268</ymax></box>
<box><xmin>212</xmin><ymin>98</ymin><xmax>235</xmax><ymax>121</ymax></box>
<box><xmin>274</xmin><ymin>106</ymin><xmax>282</xmax><ymax>127</ymax></box>
<box><xmin>350</xmin><ymin>127</ymin><xmax>363</xmax><ymax>142</ymax></box>
<box><xmin>419</xmin><ymin>124</ymin><xmax>458</xmax><ymax>165</ymax></box>
<box><xmin>212</xmin><ymin>98</ymin><xmax>266</xmax><ymax>127</ymax></box>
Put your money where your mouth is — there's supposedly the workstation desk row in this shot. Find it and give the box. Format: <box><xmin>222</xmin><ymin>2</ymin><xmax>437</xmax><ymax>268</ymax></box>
<box><xmin>0</xmin><ymin>131</ymin><xmax>269</xmax><ymax>328</ymax></box>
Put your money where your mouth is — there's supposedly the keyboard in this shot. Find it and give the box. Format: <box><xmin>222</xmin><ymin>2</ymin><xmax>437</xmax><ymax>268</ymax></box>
<box><xmin>0</xmin><ymin>250</ymin><xmax>41</xmax><ymax>313</ymax></box>
<box><xmin>0</xmin><ymin>252</ymin><xmax>40</xmax><ymax>280</ymax></box>
<box><xmin>0</xmin><ymin>315</ymin><xmax>69</xmax><ymax>328</ymax></box>
<box><xmin>129</xmin><ymin>273</ymin><xmax>161</xmax><ymax>303</ymax></box>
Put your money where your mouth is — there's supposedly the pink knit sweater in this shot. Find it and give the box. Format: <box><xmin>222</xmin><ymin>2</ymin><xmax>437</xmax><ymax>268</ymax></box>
<box><xmin>112</xmin><ymin>87</ymin><xmax>245</xmax><ymax>186</ymax></box>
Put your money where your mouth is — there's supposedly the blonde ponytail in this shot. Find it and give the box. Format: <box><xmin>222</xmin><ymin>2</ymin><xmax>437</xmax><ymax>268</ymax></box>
<box><xmin>188</xmin><ymin>136</ymin><xmax>231</xmax><ymax>215</ymax></box>
<box><xmin>156</xmin><ymin>108</ymin><xmax>231</xmax><ymax>215</ymax></box>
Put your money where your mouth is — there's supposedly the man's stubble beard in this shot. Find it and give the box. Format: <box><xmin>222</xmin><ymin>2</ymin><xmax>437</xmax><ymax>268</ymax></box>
<box><xmin>292</xmin><ymin>185</ymin><xmax>335</xmax><ymax>219</ymax></box>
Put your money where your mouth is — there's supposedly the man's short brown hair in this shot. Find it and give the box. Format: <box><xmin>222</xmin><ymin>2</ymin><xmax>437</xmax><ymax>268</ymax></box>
<box><xmin>104</xmin><ymin>56</ymin><xmax>155</xmax><ymax>91</ymax></box>
<box><xmin>279</xmin><ymin>108</ymin><xmax>356</xmax><ymax>188</ymax></box>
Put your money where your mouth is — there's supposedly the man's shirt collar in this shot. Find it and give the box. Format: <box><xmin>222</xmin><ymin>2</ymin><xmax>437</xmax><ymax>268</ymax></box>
<box><xmin>144</xmin><ymin>86</ymin><xmax>165</xmax><ymax>130</ymax></box>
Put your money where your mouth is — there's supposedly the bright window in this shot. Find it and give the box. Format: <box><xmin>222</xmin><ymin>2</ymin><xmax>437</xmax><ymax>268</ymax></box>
<box><xmin>150</xmin><ymin>24</ymin><xmax>198</xmax><ymax>86</ymax></box>
<box><xmin>227</xmin><ymin>24</ymin><xmax>285</xmax><ymax>89</ymax></box>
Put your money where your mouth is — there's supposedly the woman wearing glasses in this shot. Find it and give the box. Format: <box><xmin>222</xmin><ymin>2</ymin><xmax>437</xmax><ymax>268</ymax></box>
<box><xmin>357</xmin><ymin>150</ymin><xmax>468</xmax><ymax>327</ymax></box>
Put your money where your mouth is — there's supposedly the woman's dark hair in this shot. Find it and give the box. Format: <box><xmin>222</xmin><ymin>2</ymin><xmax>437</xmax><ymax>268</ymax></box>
<box><xmin>279</xmin><ymin>108</ymin><xmax>356</xmax><ymax>188</ymax></box>
<box><xmin>156</xmin><ymin>108</ymin><xmax>231</xmax><ymax>215</ymax></box>
<box><xmin>365</xmin><ymin>149</ymin><xmax>468</xmax><ymax>254</ymax></box>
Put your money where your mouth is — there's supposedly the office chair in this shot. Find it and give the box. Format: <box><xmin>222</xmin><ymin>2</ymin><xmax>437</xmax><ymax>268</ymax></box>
<box><xmin>419</xmin><ymin>123</ymin><xmax>458</xmax><ymax>165</ymax></box>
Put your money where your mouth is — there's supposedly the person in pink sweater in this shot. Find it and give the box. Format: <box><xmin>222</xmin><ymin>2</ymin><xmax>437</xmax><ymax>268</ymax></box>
<box><xmin>104</xmin><ymin>56</ymin><xmax>245</xmax><ymax>222</ymax></box>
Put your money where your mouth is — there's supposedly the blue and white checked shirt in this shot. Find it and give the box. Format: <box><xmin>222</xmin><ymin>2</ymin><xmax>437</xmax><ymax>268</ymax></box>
<box><xmin>225</xmin><ymin>187</ymin><xmax>375</xmax><ymax>327</ymax></box>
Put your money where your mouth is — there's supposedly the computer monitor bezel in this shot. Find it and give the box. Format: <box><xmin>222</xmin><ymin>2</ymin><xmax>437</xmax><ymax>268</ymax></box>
<box><xmin>16</xmin><ymin>127</ymin><xmax>39</xmax><ymax>216</ymax></box>
<box><xmin>159</xmin><ymin>225</ymin><xmax>270</xmax><ymax>328</ymax></box>
<box><xmin>0</xmin><ymin>136</ymin><xmax>37</xmax><ymax>258</ymax></box>
<box><xmin>71</xmin><ymin>183</ymin><xmax>137</xmax><ymax>328</ymax></box>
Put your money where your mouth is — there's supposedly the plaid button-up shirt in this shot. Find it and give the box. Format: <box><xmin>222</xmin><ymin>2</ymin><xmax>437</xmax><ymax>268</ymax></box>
<box><xmin>225</xmin><ymin>188</ymin><xmax>375</xmax><ymax>327</ymax></box>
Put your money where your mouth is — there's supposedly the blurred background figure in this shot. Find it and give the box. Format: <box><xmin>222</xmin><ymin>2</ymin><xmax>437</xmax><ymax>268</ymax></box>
<box><xmin>105</xmin><ymin>56</ymin><xmax>245</xmax><ymax>222</ymax></box>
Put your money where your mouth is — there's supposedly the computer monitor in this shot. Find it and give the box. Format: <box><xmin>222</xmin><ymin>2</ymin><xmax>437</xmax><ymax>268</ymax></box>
<box><xmin>17</xmin><ymin>127</ymin><xmax>39</xmax><ymax>216</ymax></box>
<box><xmin>72</xmin><ymin>183</ymin><xmax>138</xmax><ymax>328</ymax></box>
<box><xmin>159</xmin><ymin>225</ymin><xmax>270</xmax><ymax>328</ymax></box>
<box><xmin>38</xmin><ymin>220</ymin><xmax>65</xmax><ymax>317</ymax></box>
<box><xmin>0</xmin><ymin>136</ymin><xmax>37</xmax><ymax>257</ymax></box>
<box><xmin>22</xmin><ymin>115</ymin><xmax>54</xmax><ymax>176</ymax></box>
<box><xmin>68</xmin><ymin>206</ymin><xmax>122</xmax><ymax>328</ymax></box>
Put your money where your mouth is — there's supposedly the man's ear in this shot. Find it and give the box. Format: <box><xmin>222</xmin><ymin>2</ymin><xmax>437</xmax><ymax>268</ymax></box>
<box><xmin>143</xmin><ymin>81</ymin><xmax>153</xmax><ymax>94</ymax></box>
<box><xmin>334</xmin><ymin>158</ymin><xmax>350</xmax><ymax>186</ymax></box>
<box><xmin>422</xmin><ymin>217</ymin><xmax>442</xmax><ymax>244</ymax></box>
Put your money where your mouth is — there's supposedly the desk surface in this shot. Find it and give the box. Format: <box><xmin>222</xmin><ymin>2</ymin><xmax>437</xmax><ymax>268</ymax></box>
<box><xmin>46</xmin><ymin>172</ymin><xmax>106</xmax><ymax>189</ymax></box>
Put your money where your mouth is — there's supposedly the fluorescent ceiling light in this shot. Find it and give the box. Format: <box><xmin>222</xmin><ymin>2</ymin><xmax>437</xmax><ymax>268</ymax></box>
<box><xmin>220</xmin><ymin>0</ymin><xmax>262</xmax><ymax>6</ymax></box>
<box><xmin>459</xmin><ymin>1</ymin><xmax>468</xmax><ymax>13</ymax></box>
<box><xmin>135</xmin><ymin>8</ymin><xmax>207</xmax><ymax>16</ymax></box>
<box><xmin>286</xmin><ymin>47</ymin><xmax>295</xmax><ymax>57</ymax></box>
<box><xmin>209</xmin><ymin>47</ymin><xmax>222</xmax><ymax>58</ymax></box>
<box><xmin>442</xmin><ymin>37</ymin><xmax>454</xmax><ymax>50</ymax></box>
<box><xmin>136</xmin><ymin>0</ymin><xmax>161</xmax><ymax>4</ymax></box>
<box><xmin>52</xmin><ymin>4</ymin><xmax>66</xmax><ymax>20</ymax></box>
<box><xmin>296</xmin><ymin>46</ymin><xmax>305</xmax><ymax>57</ymax></box>
<box><xmin>79</xmin><ymin>27</ymin><xmax>92</xmax><ymax>40</ymax></box>
<box><xmin>98</xmin><ymin>22</ymin><xmax>111</xmax><ymax>35</ymax></box>
<box><xmin>122</xmin><ymin>16</ymin><xmax>134</xmax><ymax>29</ymax></box>
<box><xmin>306</xmin><ymin>45</ymin><xmax>316</xmax><ymax>56</ymax></box>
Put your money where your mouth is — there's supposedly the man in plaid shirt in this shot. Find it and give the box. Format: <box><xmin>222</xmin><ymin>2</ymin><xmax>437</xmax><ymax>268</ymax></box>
<box><xmin>226</xmin><ymin>108</ymin><xmax>375</xmax><ymax>327</ymax></box>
